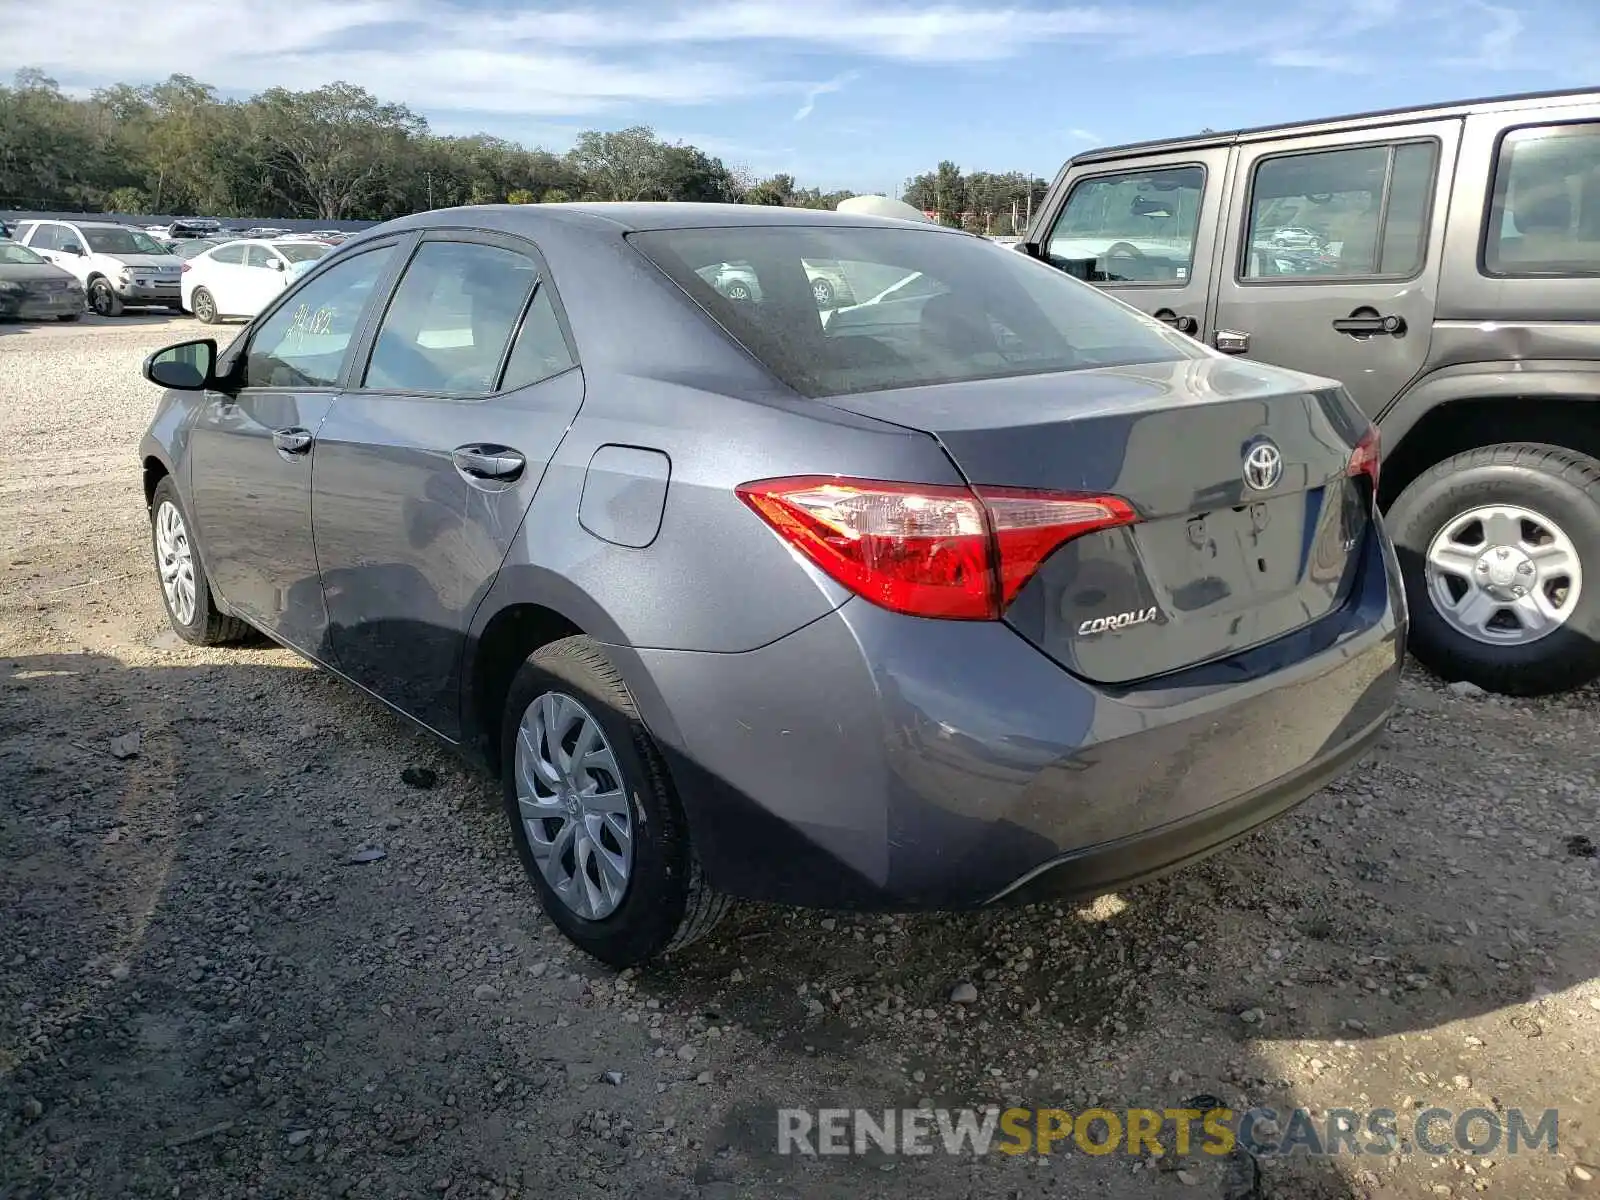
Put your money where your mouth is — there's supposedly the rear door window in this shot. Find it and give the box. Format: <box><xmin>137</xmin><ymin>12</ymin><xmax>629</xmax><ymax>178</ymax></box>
<box><xmin>1241</xmin><ymin>141</ymin><xmax>1439</xmax><ymax>280</ymax></box>
<box><xmin>501</xmin><ymin>285</ymin><xmax>577</xmax><ymax>390</ymax></box>
<box><xmin>1484</xmin><ymin>121</ymin><xmax>1600</xmax><ymax>276</ymax></box>
<box><xmin>362</xmin><ymin>240</ymin><xmax>538</xmax><ymax>395</ymax></box>
<box><xmin>211</xmin><ymin>244</ymin><xmax>247</xmax><ymax>265</ymax></box>
<box><xmin>631</xmin><ymin>224</ymin><xmax>1191</xmax><ymax>398</ymax></box>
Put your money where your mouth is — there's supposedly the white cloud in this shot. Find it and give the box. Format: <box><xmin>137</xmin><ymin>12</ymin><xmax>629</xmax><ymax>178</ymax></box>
<box><xmin>794</xmin><ymin>72</ymin><xmax>858</xmax><ymax>121</ymax></box>
<box><xmin>0</xmin><ymin>0</ymin><xmax>1591</xmax><ymax>128</ymax></box>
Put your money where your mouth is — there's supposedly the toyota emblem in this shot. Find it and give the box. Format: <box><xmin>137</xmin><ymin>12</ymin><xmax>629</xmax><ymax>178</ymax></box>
<box><xmin>1243</xmin><ymin>440</ymin><xmax>1284</xmax><ymax>491</ymax></box>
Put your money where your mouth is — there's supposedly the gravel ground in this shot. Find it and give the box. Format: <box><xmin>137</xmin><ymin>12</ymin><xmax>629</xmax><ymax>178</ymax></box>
<box><xmin>2</xmin><ymin>316</ymin><xmax>1599</xmax><ymax>1200</ymax></box>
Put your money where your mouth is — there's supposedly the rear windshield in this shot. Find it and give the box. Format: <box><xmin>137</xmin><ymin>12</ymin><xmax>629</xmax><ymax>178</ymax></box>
<box><xmin>275</xmin><ymin>242</ymin><xmax>330</xmax><ymax>263</ymax></box>
<box><xmin>629</xmin><ymin>225</ymin><xmax>1191</xmax><ymax>397</ymax></box>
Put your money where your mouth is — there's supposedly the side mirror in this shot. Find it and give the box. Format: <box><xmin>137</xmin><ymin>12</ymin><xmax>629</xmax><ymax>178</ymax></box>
<box><xmin>269</xmin><ymin>258</ymin><xmax>285</xmax><ymax>271</ymax></box>
<box><xmin>60</xmin><ymin>244</ymin><xmax>82</xmax><ymax>256</ymax></box>
<box><xmin>143</xmin><ymin>338</ymin><xmax>217</xmax><ymax>391</ymax></box>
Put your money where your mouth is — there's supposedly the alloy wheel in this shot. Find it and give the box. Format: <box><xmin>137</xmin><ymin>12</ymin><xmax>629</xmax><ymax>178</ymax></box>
<box><xmin>513</xmin><ymin>691</ymin><xmax>633</xmax><ymax>919</ymax></box>
<box><xmin>1425</xmin><ymin>503</ymin><xmax>1583</xmax><ymax>645</ymax></box>
<box><xmin>154</xmin><ymin>500</ymin><xmax>198</xmax><ymax>626</ymax></box>
<box><xmin>90</xmin><ymin>281</ymin><xmax>115</xmax><ymax>316</ymax></box>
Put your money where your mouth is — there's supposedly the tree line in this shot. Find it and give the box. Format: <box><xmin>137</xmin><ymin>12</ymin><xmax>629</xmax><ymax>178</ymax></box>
<box><xmin>0</xmin><ymin>69</ymin><xmax>1048</xmax><ymax>230</ymax></box>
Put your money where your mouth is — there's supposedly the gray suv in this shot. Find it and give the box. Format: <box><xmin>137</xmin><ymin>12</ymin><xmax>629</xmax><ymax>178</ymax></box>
<box><xmin>1025</xmin><ymin>86</ymin><xmax>1600</xmax><ymax>696</ymax></box>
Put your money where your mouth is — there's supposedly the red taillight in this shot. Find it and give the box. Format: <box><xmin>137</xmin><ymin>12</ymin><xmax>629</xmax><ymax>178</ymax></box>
<box><xmin>1348</xmin><ymin>427</ymin><xmax>1380</xmax><ymax>491</ymax></box>
<box><xmin>180</xmin><ymin>262</ymin><xmax>191</xmax><ymax>273</ymax></box>
<box><xmin>735</xmin><ymin>475</ymin><xmax>1138</xmax><ymax>620</ymax></box>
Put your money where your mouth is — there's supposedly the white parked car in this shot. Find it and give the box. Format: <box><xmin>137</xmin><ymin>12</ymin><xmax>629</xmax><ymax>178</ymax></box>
<box><xmin>13</xmin><ymin>219</ymin><xmax>182</xmax><ymax>315</ymax></box>
<box><xmin>180</xmin><ymin>238</ymin><xmax>334</xmax><ymax>323</ymax></box>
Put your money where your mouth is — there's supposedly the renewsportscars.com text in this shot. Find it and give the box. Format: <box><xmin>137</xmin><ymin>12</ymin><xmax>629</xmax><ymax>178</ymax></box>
<box><xmin>777</xmin><ymin>1105</ymin><xmax>1560</xmax><ymax>1159</ymax></box>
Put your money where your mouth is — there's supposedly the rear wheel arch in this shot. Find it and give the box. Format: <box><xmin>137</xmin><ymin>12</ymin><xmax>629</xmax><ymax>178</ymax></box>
<box><xmin>1378</xmin><ymin>379</ymin><xmax>1600</xmax><ymax>510</ymax></box>
<box><xmin>466</xmin><ymin>602</ymin><xmax>586</xmax><ymax>774</ymax></box>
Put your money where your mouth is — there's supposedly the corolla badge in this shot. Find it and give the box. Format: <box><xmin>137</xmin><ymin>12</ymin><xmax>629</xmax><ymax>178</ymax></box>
<box><xmin>1078</xmin><ymin>605</ymin><xmax>1160</xmax><ymax>636</ymax></box>
<box><xmin>1242</xmin><ymin>439</ymin><xmax>1284</xmax><ymax>491</ymax></box>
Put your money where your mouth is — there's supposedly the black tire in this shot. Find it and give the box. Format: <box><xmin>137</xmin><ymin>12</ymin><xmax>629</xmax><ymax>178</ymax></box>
<box><xmin>1387</xmin><ymin>442</ymin><xmax>1600</xmax><ymax>696</ymax></box>
<box><xmin>148</xmin><ymin>477</ymin><xmax>254</xmax><ymax>646</ymax></box>
<box><xmin>500</xmin><ymin>635</ymin><xmax>731</xmax><ymax>966</ymax></box>
<box><xmin>191</xmin><ymin>287</ymin><xmax>218</xmax><ymax>325</ymax></box>
<box><xmin>88</xmin><ymin>277</ymin><xmax>124</xmax><ymax>317</ymax></box>
<box><xmin>811</xmin><ymin>277</ymin><xmax>835</xmax><ymax>308</ymax></box>
<box><xmin>56</xmin><ymin>313</ymin><xmax>79</xmax><ymax>322</ymax></box>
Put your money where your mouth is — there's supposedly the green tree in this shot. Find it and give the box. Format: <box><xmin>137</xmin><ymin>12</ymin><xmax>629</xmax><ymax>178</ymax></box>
<box><xmin>251</xmin><ymin>82</ymin><xmax>427</xmax><ymax>219</ymax></box>
<box><xmin>566</xmin><ymin>126</ymin><xmax>666</xmax><ymax>201</ymax></box>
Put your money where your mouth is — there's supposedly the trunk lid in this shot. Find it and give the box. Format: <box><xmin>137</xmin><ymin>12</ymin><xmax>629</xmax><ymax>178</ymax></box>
<box><xmin>821</xmin><ymin>357</ymin><xmax>1373</xmax><ymax>684</ymax></box>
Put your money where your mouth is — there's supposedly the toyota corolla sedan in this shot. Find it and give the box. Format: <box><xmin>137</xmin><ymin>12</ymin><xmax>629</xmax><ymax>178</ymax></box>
<box><xmin>138</xmin><ymin>203</ymin><xmax>1406</xmax><ymax>966</ymax></box>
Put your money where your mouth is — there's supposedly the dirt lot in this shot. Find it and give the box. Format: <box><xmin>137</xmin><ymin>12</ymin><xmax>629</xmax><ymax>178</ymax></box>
<box><xmin>2</xmin><ymin>315</ymin><xmax>1599</xmax><ymax>1200</ymax></box>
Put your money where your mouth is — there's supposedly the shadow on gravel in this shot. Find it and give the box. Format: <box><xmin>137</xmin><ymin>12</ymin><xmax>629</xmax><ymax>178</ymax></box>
<box><xmin>3</xmin><ymin>649</ymin><xmax>1596</xmax><ymax>1200</ymax></box>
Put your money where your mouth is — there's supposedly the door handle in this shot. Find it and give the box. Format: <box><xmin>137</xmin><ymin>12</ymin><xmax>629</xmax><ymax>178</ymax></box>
<box><xmin>272</xmin><ymin>427</ymin><xmax>314</xmax><ymax>455</ymax></box>
<box><xmin>1332</xmin><ymin>311</ymin><xmax>1407</xmax><ymax>337</ymax></box>
<box><xmin>1213</xmin><ymin>329</ymin><xmax>1250</xmax><ymax>354</ymax></box>
<box><xmin>451</xmin><ymin>445</ymin><xmax>525</xmax><ymax>481</ymax></box>
<box><xmin>1151</xmin><ymin>309</ymin><xmax>1200</xmax><ymax>336</ymax></box>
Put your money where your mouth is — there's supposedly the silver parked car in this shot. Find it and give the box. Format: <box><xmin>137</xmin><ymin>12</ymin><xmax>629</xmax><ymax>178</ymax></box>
<box><xmin>139</xmin><ymin>203</ymin><xmax>1405</xmax><ymax>965</ymax></box>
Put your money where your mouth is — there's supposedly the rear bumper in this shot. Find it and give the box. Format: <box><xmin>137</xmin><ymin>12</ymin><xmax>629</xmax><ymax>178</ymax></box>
<box><xmin>618</xmin><ymin>524</ymin><xmax>1406</xmax><ymax>912</ymax></box>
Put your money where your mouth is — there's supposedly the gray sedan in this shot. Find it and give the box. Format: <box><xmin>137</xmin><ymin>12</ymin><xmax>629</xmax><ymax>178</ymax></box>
<box><xmin>0</xmin><ymin>241</ymin><xmax>85</xmax><ymax>320</ymax></box>
<box><xmin>137</xmin><ymin>203</ymin><xmax>1406</xmax><ymax>966</ymax></box>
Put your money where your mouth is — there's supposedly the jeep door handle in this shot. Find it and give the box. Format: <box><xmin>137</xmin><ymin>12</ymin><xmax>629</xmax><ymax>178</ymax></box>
<box><xmin>272</xmin><ymin>427</ymin><xmax>314</xmax><ymax>455</ymax></box>
<box><xmin>1152</xmin><ymin>308</ymin><xmax>1200</xmax><ymax>335</ymax></box>
<box><xmin>451</xmin><ymin>445</ymin><xmax>525</xmax><ymax>481</ymax></box>
<box><xmin>1332</xmin><ymin>312</ymin><xmax>1407</xmax><ymax>337</ymax></box>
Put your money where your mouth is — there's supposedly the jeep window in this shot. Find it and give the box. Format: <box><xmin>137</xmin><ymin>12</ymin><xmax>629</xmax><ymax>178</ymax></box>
<box><xmin>1045</xmin><ymin>165</ymin><xmax>1205</xmax><ymax>285</ymax></box>
<box><xmin>1484</xmin><ymin>123</ymin><xmax>1600</xmax><ymax>277</ymax></box>
<box><xmin>81</xmin><ymin>227</ymin><xmax>167</xmax><ymax>256</ymax></box>
<box><xmin>1242</xmin><ymin>141</ymin><xmax>1438</xmax><ymax>280</ymax></box>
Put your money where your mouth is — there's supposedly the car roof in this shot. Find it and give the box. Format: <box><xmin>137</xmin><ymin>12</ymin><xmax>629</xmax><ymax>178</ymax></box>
<box><xmin>386</xmin><ymin>202</ymin><xmax>969</xmax><ymax>237</ymax></box>
<box><xmin>1066</xmin><ymin>85</ymin><xmax>1600</xmax><ymax>166</ymax></box>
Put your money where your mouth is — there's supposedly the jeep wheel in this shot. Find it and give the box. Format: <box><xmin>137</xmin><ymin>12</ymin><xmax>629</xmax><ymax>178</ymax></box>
<box><xmin>1388</xmin><ymin>442</ymin><xmax>1600</xmax><ymax>696</ymax></box>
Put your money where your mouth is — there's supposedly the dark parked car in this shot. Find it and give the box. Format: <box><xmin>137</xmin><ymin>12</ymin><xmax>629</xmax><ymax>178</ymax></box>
<box><xmin>0</xmin><ymin>240</ymin><xmax>85</xmax><ymax>320</ymax></box>
<box><xmin>138</xmin><ymin>203</ymin><xmax>1406</xmax><ymax>965</ymax></box>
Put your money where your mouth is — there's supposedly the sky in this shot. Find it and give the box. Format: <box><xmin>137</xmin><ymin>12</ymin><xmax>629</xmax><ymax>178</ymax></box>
<box><xmin>3</xmin><ymin>0</ymin><xmax>1598</xmax><ymax>193</ymax></box>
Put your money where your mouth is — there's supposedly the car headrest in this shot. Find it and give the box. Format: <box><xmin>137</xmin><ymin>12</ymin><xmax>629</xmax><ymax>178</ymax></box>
<box><xmin>1513</xmin><ymin>192</ymin><xmax>1572</xmax><ymax>234</ymax></box>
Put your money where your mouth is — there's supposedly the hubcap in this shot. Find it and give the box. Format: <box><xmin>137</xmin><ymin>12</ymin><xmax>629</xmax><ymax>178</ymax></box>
<box><xmin>513</xmin><ymin>691</ymin><xmax>632</xmax><ymax>920</ymax></box>
<box><xmin>154</xmin><ymin>500</ymin><xmax>197</xmax><ymax>625</ymax></box>
<box><xmin>1425</xmin><ymin>503</ymin><xmax>1582</xmax><ymax>646</ymax></box>
<box><xmin>196</xmin><ymin>291</ymin><xmax>213</xmax><ymax>319</ymax></box>
<box><xmin>813</xmin><ymin>281</ymin><xmax>831</xmax><ymax>305</ymax></box>
<box><xmin>92</xmin><ymin>283</ymin><xmax>112</xmax><ymax>314</ymax></box>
